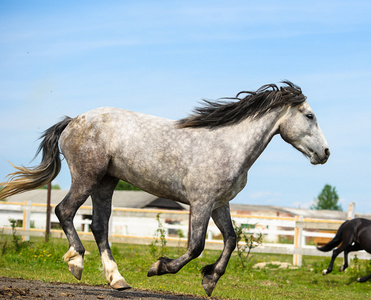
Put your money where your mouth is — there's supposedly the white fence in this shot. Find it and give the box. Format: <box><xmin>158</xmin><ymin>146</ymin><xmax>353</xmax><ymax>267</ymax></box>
<box><xmin>0</xmin><ymin>201</ymin><xmax>370</xmax><ymax>267</ymax></box>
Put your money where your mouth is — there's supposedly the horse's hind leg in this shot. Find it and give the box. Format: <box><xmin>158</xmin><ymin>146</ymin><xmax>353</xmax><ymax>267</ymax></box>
<box><xmin>201</xmin><ymin>204</ymin><xmax>236</xmax><ymax>296</ymax></box>
<box><xmin>90</xmin><ymin>175</ymin><xmax>131</xmax><ymax>290</ymax></box>
<box><xmin>322</xmin><ymin>240</ymin><xmax>352</xmax><ymax>275</ymax></box>
<box><xmin>55</xmin><ymin>188</ymin><xmax>91</xmax><ymax>280</ymax></box>
<box><xmin>55</xmin><ymin>152</ymin><xmax>111</xmax><ymax>280</ymax></box>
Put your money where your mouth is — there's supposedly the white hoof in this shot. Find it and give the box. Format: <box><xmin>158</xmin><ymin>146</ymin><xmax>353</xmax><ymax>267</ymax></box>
<box><xmin>110</xmin><ymin>276</ymin><xmax>131</xmax><ymax>290</ymax></box>
<box><xmin>68</xmin><ymin>263</ymin><xmax>83</xmax><ymax>280</ymax></box>
<box><xmin>101</xmin><ymin>250</ymin><xmax>130</xmax><ymax>290</ymax></box>
<box><xmin>63</xmin><ymin>247</ymin><xmax>84</xmax><ymax>280</ymax></box>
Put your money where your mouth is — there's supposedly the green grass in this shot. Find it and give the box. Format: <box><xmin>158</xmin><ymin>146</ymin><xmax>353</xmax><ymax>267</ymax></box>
<box><xmin>0</xmin><ymin>235</ymin><xmax>370</xmax><ymax>299</ymax></box>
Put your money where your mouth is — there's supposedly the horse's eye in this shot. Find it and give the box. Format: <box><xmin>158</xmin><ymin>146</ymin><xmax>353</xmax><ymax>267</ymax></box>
<box><xmin>306</xmin><ymin>114</ymin><xmax>314</xmax><ymax>120</ymax></box>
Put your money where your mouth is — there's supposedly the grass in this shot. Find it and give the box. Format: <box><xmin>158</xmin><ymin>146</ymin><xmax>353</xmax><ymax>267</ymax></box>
<box><xmin>0</xmin><ymin>235</ymin><xmax>370</xmax><ymax>299</ymax></box>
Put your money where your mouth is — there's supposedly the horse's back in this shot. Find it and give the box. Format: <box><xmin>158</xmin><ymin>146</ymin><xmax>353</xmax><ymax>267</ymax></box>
<box><xmin>59</xmin><ymin>107</ymin><xmax>189</xmax><ymax>200</ymax></box>
<box><xmin>60</xmin><ymin>107</ymin><xmax>174</xmax><ymax>149</ymax></box>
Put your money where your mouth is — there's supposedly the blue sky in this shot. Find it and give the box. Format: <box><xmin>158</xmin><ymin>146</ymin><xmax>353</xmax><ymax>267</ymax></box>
<box><xmin>1</xmin><ymin>1</ymin><xmax>371</xmax><ymax>213</ymax></box>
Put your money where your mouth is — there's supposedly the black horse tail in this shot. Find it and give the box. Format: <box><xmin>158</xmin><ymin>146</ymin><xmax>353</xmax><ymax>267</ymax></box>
<box><xmin>317</xmin><ymin>221</ymin><xmax>348</xmax><ymax>252</ymax></box>
<box><xmin>0</xmin><ymin>117</ymin><xmax>72</xmax><ymax>200</ymax></box>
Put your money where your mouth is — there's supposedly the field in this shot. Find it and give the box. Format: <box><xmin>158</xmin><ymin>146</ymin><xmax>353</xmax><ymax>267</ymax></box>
<box><xmin>0</xmin><ymin>235</ymin><xmax>370</xmax><ymax>299</ymax></box>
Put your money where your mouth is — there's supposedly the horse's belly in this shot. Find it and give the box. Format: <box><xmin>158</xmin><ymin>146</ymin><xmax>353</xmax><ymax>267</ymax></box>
<box><xmin>108</xmin><ymin>155</ymin><xmax>189</xmax><ymax>203</ymax></box>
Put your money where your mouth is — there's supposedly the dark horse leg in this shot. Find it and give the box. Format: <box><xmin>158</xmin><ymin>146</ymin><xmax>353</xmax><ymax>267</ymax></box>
<box><xmin>201</xmin><ymin>204</ymin><xmax>236</xmax><ymax>296</ymax></box>
<box><xmin>90</xmin><ymin>175</ymin><xmax>131</xmax><ymax>290</ymax></box>
<box><xmin>322</xmin><ymin>237</ymin><xmax>353</xmax><ymax>275</ymax></box>
<box><xmin>55</xmin><ymin>145</ymin><xmax>111</xmax><ymax>281</ymax></box>
<box><xmin>358</xmin><ymin>274</ymin><xmax>371</xmax><ymax>283</ymax></box>
<box><xmin>339</xmin><ymin>243</ymin><xmax>362</xmax><ymax>272</ymax></box>
<box><xmin>147</xmin><ymin>200</ymin><xmax>213</xmax><ymax>277</ymax></box>
<box><xmin>55</xmin><ymin>186</ymin><xmax>91</xmax><ymax>280</ymax></box>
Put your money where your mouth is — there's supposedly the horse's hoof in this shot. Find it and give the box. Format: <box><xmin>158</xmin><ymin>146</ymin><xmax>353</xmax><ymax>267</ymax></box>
<box><xmin>202</xmin><ymin>276</ymin><xmax>216</xmax><ymax>297</ymax></box>
<box><xmin>147</xmin><ymin>260</ymin><xmax>161</xmax><ymax>277</ymax></box>
<box><xmin>357</xmin><ymin>277</ymin><xmax>368</xmax><ymax>283</ymax></box>
<box><xmin>111</xmin><ymin>279</ymin><xmax>131</xmax><ymax>290</ymax></box>
<box><xmin>147</xmin><ymin>258</ymin><xmax>173</xmax><ymax>277</ymax></box>
<box><xmin>322</xmin><ymin>269</ymin><xmax>328</xmax><ymax>275</ymax></box>
<box><xmin>68</xmin><ymin>264</ymin><xmax>83</xmax><ymax>280</ymax></box>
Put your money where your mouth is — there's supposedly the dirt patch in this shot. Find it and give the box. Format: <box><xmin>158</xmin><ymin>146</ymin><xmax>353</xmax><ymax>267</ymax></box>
<box><xmin>0</xmin><ymin>277</ymin><xmax>207</xmax><ymax>299</ymax></box>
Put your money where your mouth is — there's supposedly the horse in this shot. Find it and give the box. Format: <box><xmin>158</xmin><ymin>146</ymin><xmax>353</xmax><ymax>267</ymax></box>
<box><xmin>0</xmin><ymin>81</ymin><xmax>330</xmax><ymax>296</ymax></box>
<box><xmin>318</xmin><ymin>218</ymin><xmax>371</xmax><ymax>282</ymax></box>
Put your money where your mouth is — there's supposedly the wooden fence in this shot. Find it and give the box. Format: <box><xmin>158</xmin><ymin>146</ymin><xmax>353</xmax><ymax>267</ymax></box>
<box><xmin>1</xmin><ymin>201</ymin><xmax>370</xmax><ymax>267</ymax></box>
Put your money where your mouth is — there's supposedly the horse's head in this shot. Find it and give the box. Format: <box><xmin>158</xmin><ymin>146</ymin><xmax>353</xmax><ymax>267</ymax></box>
<box><xmin>279</xmin><ymin>101</ymin><xmax>330</xmax><ymax>165</ymax></box>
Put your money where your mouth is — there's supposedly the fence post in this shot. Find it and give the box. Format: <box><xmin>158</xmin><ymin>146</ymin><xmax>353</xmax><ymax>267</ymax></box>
<box><xmin>293</xmin><ymin>215</ymin><xmax>303</xmax><ymax>267</ymax></box>
<box><xmin>45</xmin><ymin>183</ymin><xmax>52</xmax><ymax>242</ymax></box>
<box><xmin>347</xmin><ymin>202</ymin><xmax>355</xmax><ymax>220</ymax></box>
<box><xmin>22</xmin><ymin>201</ymin><xmax>31</xmax><ymax>242</ymax></box>
<box><xmin>207</xmin><ymin>230</ymin><xmax>213</xmax><ymax>241</ymax></box>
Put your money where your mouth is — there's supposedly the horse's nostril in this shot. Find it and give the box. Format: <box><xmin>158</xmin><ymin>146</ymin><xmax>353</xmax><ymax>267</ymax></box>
<box><xmin>325</xmin><ymin>148</ymin><xmax>330</xmax><ymax>157</ymax></box>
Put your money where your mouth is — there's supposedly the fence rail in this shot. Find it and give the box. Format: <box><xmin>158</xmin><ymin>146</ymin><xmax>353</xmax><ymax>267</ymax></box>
<box><xmin>1</xmin><ymin>201</ymin><xmax>370</xmax><ymax>266</ymax></box>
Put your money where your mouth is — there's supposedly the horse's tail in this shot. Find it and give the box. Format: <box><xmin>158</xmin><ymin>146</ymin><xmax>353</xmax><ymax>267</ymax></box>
<box><xmin>317</xmin><ymin>221</ymin><xmax>348</xmax><ymax>252</ymax></box>
<box><xmin>0</xmin><ymin>117</ymin><xmax>73</xmax><ymax>200</ymax></box>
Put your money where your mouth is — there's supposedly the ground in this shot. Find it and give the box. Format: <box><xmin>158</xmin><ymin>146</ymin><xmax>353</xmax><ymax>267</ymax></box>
<box><xmin>0</xmin><ymin>277</ymin><xmax>207</xmax><ymax>300</ymax></box>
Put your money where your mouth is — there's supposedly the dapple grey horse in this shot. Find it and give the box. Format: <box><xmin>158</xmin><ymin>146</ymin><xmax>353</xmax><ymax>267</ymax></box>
<box><xmin>0</xmin><ymin>81</ymin><xmax>330</xmax><ymax>296</ymax></box>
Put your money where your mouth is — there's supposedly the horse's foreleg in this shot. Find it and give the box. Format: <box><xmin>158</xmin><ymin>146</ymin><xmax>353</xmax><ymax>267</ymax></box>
<box><xmin>201</xmin><ymin>204</ymin><xmax>236</xmax><ymax>296</ymax></box>
<box><xmin>91</xmin><ymin>176</ymin><xmax>131</xmax><ymax>290</ymax></box>
<box><xmin>147</xmin><ymin>202</ymin><xmax>212</xmax><ymax>277</ymax></box>
<box><xmin>55</xmin><ymin>190</ymin><xmax>89</xmax><ymax>280</ymax></box>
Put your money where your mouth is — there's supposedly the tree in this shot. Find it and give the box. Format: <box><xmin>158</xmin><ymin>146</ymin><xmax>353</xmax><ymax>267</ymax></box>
<box><xmin>115</xmin><ymin>180</ymin><xmax>141</xmax><ymax>191</ymax></box>
<box><xmin>310</xmin><ymin>184</ymin><xmax>342</xmax><ymax>211</ymax></box>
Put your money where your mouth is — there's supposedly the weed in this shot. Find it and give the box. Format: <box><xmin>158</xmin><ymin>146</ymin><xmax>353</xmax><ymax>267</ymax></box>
<box><xmin>8</xmin><ymin>218</ymin><xmax>29</xmax><ymax>253</ymax></box>
<box><xmin>1</xmin><ymin>219</ymin><xmax>32</xmax><ymax>256</ymax></box>
<box><xmin>346</xmin><ymin>254</ymin><xmax>371</xmax><ymax>281</ymax></box>
<box><xmin>1</xmin><ymin>240</ymin><xmax>7</xmax><ymax>255</ymax></box>
<box><xmin>233</xmin><ymin>220</ymin><xmax>263</xmax><ymax>270</ymax></box>
<box><xmin>149</xmin><ymin>213</ymin><xmax>168</xmax><ymax>258</ymax></box>
<box><xmin>176</xmin><ymin>229</ymin><xmax>185</xmax><ymax>256</ymax></box>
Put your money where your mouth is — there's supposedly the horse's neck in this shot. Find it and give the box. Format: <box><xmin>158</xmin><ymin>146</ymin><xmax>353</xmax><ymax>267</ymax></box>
<box><xmin>224</xmin><ymin>108</ymin><xmax>283</xmax><ymax>170</ymax></box>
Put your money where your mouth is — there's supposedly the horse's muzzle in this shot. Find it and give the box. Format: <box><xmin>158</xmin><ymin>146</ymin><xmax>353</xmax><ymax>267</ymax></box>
<box><xmin>311</xmin><ymin>148</ymin><xmax>330</xmax><ymax>165</ymax></box>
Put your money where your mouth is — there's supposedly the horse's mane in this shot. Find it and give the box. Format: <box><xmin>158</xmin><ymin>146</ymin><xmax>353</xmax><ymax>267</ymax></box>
<box><xmin>177</xmin><ymin>81</ymin><xmax>306</xmax><ymax>128</ymax></box>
